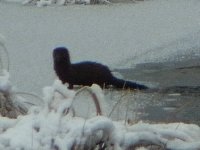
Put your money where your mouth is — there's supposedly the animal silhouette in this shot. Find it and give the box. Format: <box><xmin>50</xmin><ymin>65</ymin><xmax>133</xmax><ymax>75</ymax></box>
<box><xmin>53</xmin><ymin>47</ymin><xmax>148</xmax><ymax>90</ymax></box>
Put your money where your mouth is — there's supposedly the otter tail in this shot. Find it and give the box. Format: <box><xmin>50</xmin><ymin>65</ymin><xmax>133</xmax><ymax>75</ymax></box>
<box><xmin>110</xmin><ymin>77</ymin><xmax>148</xmax><ymax>90</ymax></box>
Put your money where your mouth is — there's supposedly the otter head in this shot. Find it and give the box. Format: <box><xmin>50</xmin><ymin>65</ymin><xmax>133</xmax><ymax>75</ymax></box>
<box><xmin>53</xmin><ymin>47</ymin><xmax>71</xmax><ymax>66</ymax></box>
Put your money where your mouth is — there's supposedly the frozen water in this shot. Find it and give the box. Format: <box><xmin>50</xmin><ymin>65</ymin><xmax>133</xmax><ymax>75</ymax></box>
<box><xmin>0</xmin><ymin>0</ymin><xmax>200</xmax><ymax>95</ymax></box>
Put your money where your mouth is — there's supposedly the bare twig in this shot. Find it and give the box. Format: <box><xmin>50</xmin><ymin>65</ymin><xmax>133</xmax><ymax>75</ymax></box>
<box><xmin>75</xmin><ymin>86</ymin><xmax>102</xmax><ymax>116</ymax></box>
<box><xmin>108</xmin><ymin>91</ymin><xmax>127</xmax><ymax>118</ymax></box>
<box><xmin>0</xmin><ymin>40</ymin><xmax>10</xmax><ymax>72</ymax></box>
<box><xmin>125</xmin><ymin>89</ymin><xmax>131</xmax><ymax>125</ymax></box>
<box><xmin>54</xmin><ymin>85</ymin><xmax>102</xmax><ymax>116</ymax></box>
<box><xmin>15</xmin><ymin>91</ymin><xmax>44</xmax><ymax>105</ymax></box>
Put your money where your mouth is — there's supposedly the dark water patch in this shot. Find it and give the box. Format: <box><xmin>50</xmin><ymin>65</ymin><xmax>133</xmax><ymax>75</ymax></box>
<box><xmin>109</xmin><ymin>57</ymin><xmax>200</xmax><ymax>125</ymax></box>
<box><xmin>115</xmin><ymin>57</ymin><xmax>200</xmax><ymax>88</ymax></box>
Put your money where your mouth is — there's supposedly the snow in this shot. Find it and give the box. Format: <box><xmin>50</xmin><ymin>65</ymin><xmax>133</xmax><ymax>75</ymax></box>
<box><xmin>0</xmin><ymin>73</ymin><xmax>200</xmax><ymax>149</ymax></box>
<box><xmin>1</xmin><ymin>69</ymin><xmax>200</xmax><ymax>149</ymax></box>
<box><xmin>0</xmin><ymin>0</ymin><xmax>200</xmax><ymax>149</ymax></box>
<box><xmin>0</xmin><ymin>70</ymin><xmax>11</xmax><ymax>93</ymax></box>
<box><xmin>13</xmin><ymin>0</ymin><xmax>109</xmax><ymax>6</ymax></box>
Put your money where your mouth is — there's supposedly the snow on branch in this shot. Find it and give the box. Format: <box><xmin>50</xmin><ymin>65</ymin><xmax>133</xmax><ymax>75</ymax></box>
<box><xmin>0</xmin><ymin>77</ymin><xmax>199</xmax><ymax>149</ymax></box>
<box><xmin>22</xmin><ymin>0</ymin><xmax>111</xmax><ymax>7</ymax></box>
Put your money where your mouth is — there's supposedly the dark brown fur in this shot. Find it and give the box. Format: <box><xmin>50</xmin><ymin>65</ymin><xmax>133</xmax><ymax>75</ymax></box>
<box><xmin>53</xmin><ymin>47</ymin><xmax>148</xmax><ymax>90</ymax></box>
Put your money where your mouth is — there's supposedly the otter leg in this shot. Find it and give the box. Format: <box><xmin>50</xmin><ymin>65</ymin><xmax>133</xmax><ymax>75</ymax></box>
<box><xmin>68</xmin><ymin>84</ymin><xmax>73</xmax><ymax>89</ymax></box>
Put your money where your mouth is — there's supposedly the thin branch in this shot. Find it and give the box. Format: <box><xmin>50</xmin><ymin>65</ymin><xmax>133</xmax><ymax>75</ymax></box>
<box><xmin>75</xmin><ymin>86</ymin><xmax>102</xmax><ymax>115</ymax></box>
<box><xmin>15</xmin><ymin>91</ymin><xmax>44</xmax><ymax>104</ymax></box>
<box><xmin>0</xmin><ymin>41</ymin><xmax>10</xmax><ymax>72</ymax></box>
<box><xmin>108</xmin><ymin>92</ymin><xmax>127</xmax><ymax>118</ymax></box>
<box><xmin>125</xmin><ymin>89</ymin><xmax>131</xmax><ymax>125</ymax></box>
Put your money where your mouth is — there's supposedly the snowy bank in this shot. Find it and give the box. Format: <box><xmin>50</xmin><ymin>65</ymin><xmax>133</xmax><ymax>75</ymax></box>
<box><xmin>5</xmin><ymin>0</ymin><xmax>111</xmax><ymax>7</ymax></box>
<box><xmin>0</xmin><ymin>71</ymin><xmax>200</xmax><ymax>150</ymax></box>
<box><xmin>4</xmin><ymin>0</ymin><xmax>143</xmax><ymax>6</ymax></box>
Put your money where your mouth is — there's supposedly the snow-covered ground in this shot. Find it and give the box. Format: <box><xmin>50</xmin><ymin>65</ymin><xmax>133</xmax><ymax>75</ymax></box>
<box><xmin>0</xmin><ymin>75</ymin><xmax>200</xmax><ymax>150</ymax></box>
<box><xmin>0</xmin><ymin>0</ymin><xmax>200</xmax><ymax>149</ymax></box>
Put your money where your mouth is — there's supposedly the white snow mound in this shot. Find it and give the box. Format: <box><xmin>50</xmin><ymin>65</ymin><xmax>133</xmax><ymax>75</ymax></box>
<box><xmin>0</xmin><ymin>77</ymin><xmax>199</xmax><ymax>150</ymax></box>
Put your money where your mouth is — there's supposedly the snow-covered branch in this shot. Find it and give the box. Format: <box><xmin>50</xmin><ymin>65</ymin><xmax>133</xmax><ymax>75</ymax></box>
<box><xmin>22</xmin><ymin>0</ymin><xmax>111</xmax><ymax>7</ymax></box>
<box><xmin>0</xmin><ymin>75</ymin><xmax>199</xmax><ymax>149</ymax></box>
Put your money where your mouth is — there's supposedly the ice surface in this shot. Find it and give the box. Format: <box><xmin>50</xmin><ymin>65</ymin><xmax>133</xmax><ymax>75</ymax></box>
<box><xmin>0</xmin><ymin>0</ymin><xmax>200</xmax><ymax>94</ymax></box>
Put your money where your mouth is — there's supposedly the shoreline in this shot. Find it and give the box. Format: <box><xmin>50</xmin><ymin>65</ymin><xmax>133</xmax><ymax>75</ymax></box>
<box><xmin>116</xmin><ymin>56</ymin><xmax>200</xmax><ymax>88</ymax></box>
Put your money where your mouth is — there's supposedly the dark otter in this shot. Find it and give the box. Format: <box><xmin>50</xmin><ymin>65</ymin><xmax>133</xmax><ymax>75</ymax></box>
<box><xmin>53</xmin><ymin>47</ymin><xmax>148</xmax><ymax>90</ymax></box>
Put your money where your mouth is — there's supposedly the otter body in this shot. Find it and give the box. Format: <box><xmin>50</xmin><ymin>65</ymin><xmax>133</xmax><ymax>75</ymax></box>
<box><xmin>53</xmin><ymin>47</ymin><xmax>148</xmax><ymax>90</ymax></box>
